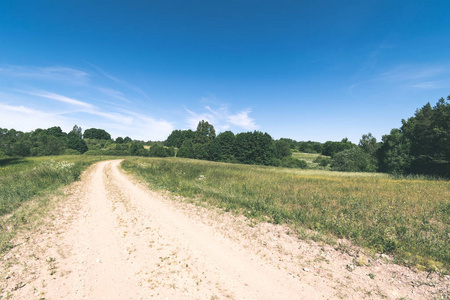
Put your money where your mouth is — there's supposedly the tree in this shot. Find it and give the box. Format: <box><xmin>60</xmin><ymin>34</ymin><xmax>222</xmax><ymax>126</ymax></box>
<box><xmin>378</xmin><ymin>129</ymin><xmax>411</xmax><ymax>174</ymax></box>
<box><xmin>165</xmin><ymin>129</ymin><xmax>195</xmax><ymax>148</ymax></box>
<box><xmin>30</xmin><ymin>132</ymin><xmax>66</xmax><ymax>156</ymax></box>
<box><xmin>322</xmin><ymin>139</ymin><xmax>355</xmax><ymax>157</ymax></box>
<box><xmin>123</xmin><ymin>136</ymin><xmax>132</xmax><ymax>143</ymax></box>
<box><xmin>115</xmin><ymin>137</ymin><xmax>124</xmax><ymax>144</ymax></box>
<box><xmin>215</xmin><ymin>131</ymin><xmax>235</xmax><ymax>161</ymax></box>
<box><xmin>149</xmin><ymin>144</ymin><xmax>170</xmax><ymax>157</ymax></box>
<box><xmin>67</xmin><ymin>131</ymin><xmax>88</xmax><ymax>154</ymax></box>
<box><xmin>83</xmin><ymin>128</ymin><xmax>111</xmax><ymax>140</ymax></box>
<box><xmin>233</xmin><ymin>131</ymin><xmax>275</xmax><ymax>165</ymax></box>
<box><xmin>194</xmin><ymin>120</ymin><xmax>216</xmax><ymax>144</ymax></box>
<box><xmin>359</xmin><ymin>133</ymin><xmax>379</xmax><ymax>156</ymax></box>
<box><xmin>274</xmin><ymin>139</ymin><xmax>292</xmax><ymax>159</ymax></box>
<box><xmin>193</xmin><ymin>143</ymin><xmax>208</xmax><ymax>160</ymax></box>
<box><xmin>72</xmin><ymin>125</ymin><xmax>82</xmax><ymax>139</ymax></box>
<box><xmin>401</xmin><ymin>96</ymin><xmax>450</xmax><ymax>177</ymax></box>
<box><xmin>177</xmin><ymin>139</ymin><xmax>194</xmax><ymax>158</ymax></box>
<box><xmin>45</xmin><ymin>126</ymin><xmax>67</xmax><ymax>139</ymax></box>
<box><xmin>129</xmin><ymin>142</ymin><xmax>144</xmax><ymax>156</ymax></box>
<box><xmin>298</xmin><ymin>141</ymin><xmax>323</xmax><ymax>153</ymax></box>
<box><xmin>331</xmin><ymin>147</ymin><xmax>377</xmax><ymax>172</ymax></box>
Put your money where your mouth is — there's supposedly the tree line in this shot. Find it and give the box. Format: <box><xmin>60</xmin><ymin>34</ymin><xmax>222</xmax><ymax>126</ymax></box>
<box><xmin>165</xmin><ymin>120</ymin><xmax>306</xmax><ymax>168</ymax></box>
<box><xmin>1</xmin><ymin>95</ymin><xmax>449</xmax><ymax>177</ymax></box>
<box><xmin>319</xmin><ymin>96</ymin><xmax>449</xmax><ymax>177</ymax></box>
<box><xmin>0</xmin><ymin>125</ymin><xmax>172</xmax><ymax>158</ymax></box>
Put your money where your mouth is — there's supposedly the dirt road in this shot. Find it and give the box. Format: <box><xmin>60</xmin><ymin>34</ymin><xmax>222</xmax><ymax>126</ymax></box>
<box><xmin>2</xmin><ymin>160</ymin><xmax>448</xmax><ymax>299</ymax></box>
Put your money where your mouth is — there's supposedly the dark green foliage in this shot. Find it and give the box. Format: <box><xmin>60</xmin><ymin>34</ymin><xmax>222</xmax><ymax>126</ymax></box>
<box><xmin>279</xmin><ymin>156</ymin><xmax>307</xmax><ymax>168</ymax></box>
<box><xmin>149</xmin><ymin>144</ymin><xmax>174</xmax><ymax>157</ymax></box>
<box><xmin>164</xmin><ymin>129</ymin><xmax>195</xmax><ymax>148</ymax></box>
<box><xmin>45</xmin><ymin>126</ymin><xmax>67</xmax><ymax>139</ymax></box>
<box><xmin>207</xmin><ymin>139</ymin><xmax>222</xmax><ymax>161</ymax></box>
<box><xmin>195</xmin><ymin>120</ymin><xmax>216</xmax><ymax>144</ymax></box>
<box><xmin>233</xmin><ymin>131</ymin><xmax>275</xmax><ymax>165</ymax></box>
<box><xmin>322</xmin><ymin>139</ymin><xmax>355</xmax><ymax>157</ymax></box>
<box><xmin>215</xmin><ymin>131</ymin><xmax>235</xmax><ymax>160</ymax></box>
<box><xmin>359</xmin><ymin>133</ymin><xmax>379</xmax><ymax>157</ymax></box>
<box><xmin>274</xmin><ymin>139</ymin><xmax>292</xmax><ymax>159</ymax></box>
<box><xmin>30</xmin><ymin>133</ymin><xmax>66</xmax><ymax>156</ymax></box>
<box><xmin>402</xmin><ymin>97</ymin><xmax>450</xmax><ymax>177</ymax></box>
<box><xmin>193</xmin><ymin>143</ymin><xmax>208</xmax><ymax>160</ymax></box>
<box><xmin>331</xmin><ymin>147</ymin><xmax>377</xmax><ymax>172</ymax></box>
<box><xmin>378</xmin><ymin>129</ymin><xmax>411</xmax><ymax>174</ymax></box>
<box><xmin>72</xmin><ymin>125</ymin><xmax>82</xmax><ymax>139</ymax></box>
<box><xmin>83</xmin><ymin>128</ymin><xmax>111</xmax><ymax>140</ymax></box>
<box><xmin>115</xmin><ymin>143</ymin><xmax>129</xmax><ymax>151</ymax></box>
<box><xmin>67</xmin><ymin>131</ymin><xmax>88</xmax><ymax>154</ymax></box>
<box><xmin>278</xmin><ymin>138</ymin><xmax>297</xmax><ymax>150</ymax></box>
<box><xmin>298</xmin><ymin>141</ymin><xmax>323</xmax><ymax>153</ymax></box>
<box><xmin>115</xmin><ymin>137</ymin><xmax>124</xmax><ymax>144</ymax></box>
<box><xmin>313</xmin><ymin>156</ymin><xmax>332</xmax><ymax>167</ymax></box>
<box><xmin>123</xmin><ymin>136</ymin><xmax>132</xmax><ymax>143</ymax></box>
<box><xmin>177</xmin><ymin>139</ymin><xmax>195</xmax><ymax>158</ymax></box>
<box><xmin>377</xmin><ymin>96</ymin><xmax>450</xmax><ymax>177</ymax></box>
<box><xmin>129</xmin><ymin>142</ymin><xmax>144</xmax><ymax>156</ymax></box>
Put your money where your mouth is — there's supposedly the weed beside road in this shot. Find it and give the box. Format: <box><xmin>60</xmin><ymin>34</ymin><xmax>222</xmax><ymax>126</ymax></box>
<box><xmin>0</xmin><ymin>155</ymin><xmax>112</xmax><ymax>253</ymax></box>
<box><xmin>122</xmin><ymin>157</ymin><xmax>450</xmax><ymax>273</ymax></box>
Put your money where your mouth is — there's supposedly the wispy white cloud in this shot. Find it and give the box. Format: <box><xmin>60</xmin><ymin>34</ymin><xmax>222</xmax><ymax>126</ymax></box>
<box><xmin>0</xmin><ymin>65</ymin><xmax>89</xmax><ymax>84</ymax></box>
<box><xmin>0</xmin><ymin>64</ymin><xmax>174</xmax><ymax>140</ymax></box>
<box><xmin>380</xmin><ymin>65</ymin><xmax>446</xmax><ymax>82</ymax></box>
<box><xmin>0</xmin><ymin>103</ymin><xmax>72</xmax><ymax>132</ymax></box>
<box><xmin>27</xmin><ymin>91</ymin><xmax>94</xmax><ymax>109</ymax></box>
<box><xmin>186</xmin><ymin>102</ymin><xmax>258</xmax><ymax>132</ymax></box>
<box><xmin>86</xmin><ymin>62</ymin><xmax>152</xmax><ymax>101</ymax></box>
<box><xmin>405</xmin><ymin>81</ymin><xmax>450</xmax><ymax>89</ymax></box>
<box><xmin>98</xmin><ymin>87</ymin><xmax>131</xmax><ymax>103</ymax></box>
<box><xmin>349</xmin><ymin>64</ymin><xmax>450</xmax><ymax>92</ymax></box>
<box><xmin>227</xmin><ymin>109</ymin><xmax>258</xmax><ymax>130</ymax></box>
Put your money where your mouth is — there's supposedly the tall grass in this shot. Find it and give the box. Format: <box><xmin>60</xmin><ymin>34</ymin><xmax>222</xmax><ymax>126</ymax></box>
<box><xmin>122</xmin><ymin>157</ymin><xmax>450</xmax><ymax>273</ymax></box>
<box><xmin>0</xmin><ymin>155</ymin><xmax>111</xmax><ymax>252</ymax></box>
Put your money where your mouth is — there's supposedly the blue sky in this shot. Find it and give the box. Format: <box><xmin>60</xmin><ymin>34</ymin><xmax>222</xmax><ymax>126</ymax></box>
<box><xmin>1</xmin><ymin>0</ymin><xmax>450</xmax><ymax>142</ymax></box>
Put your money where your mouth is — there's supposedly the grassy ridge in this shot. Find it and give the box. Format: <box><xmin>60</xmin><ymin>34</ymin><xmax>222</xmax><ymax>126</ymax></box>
<box><xmin>122</xmin><ymin>157</ymin><xmax>450</xmax><ymax>272</ymax></box>
<box><xmin>0</xmin><ymin>155</ymin><xmax>112</xmax><ymax>252</ymax></box>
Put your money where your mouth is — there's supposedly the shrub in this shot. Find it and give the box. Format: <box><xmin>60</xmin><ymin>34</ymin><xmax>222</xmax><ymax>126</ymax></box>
<box><xmin>331</xmin><ymin>148</ymin><xmax>377</xmax><ymax>172</ymax></box>
<box><xmin>313</xmin><ymin>156</ymin><xmax>332</xmax><ymax>167</ymax></box>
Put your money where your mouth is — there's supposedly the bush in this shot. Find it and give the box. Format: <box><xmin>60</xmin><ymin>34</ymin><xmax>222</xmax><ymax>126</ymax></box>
<box><xmin>313</xmin><ymin>156</ymin><xmax>332</xmax><ymax>167</ymax></box>
<box><xmin>276</xmin><ymin>156</ymin><xmax>308</xmax><ymax>168</ymax></box>
<box><xmin>63</xmin><ymin>149</ymin><xmax>81</xmax><ymax>155</ymax></box>
<box><xmin>331</xmin><ymin>148</ymin><xmax>377</xmax><ymax>172</ymax></box>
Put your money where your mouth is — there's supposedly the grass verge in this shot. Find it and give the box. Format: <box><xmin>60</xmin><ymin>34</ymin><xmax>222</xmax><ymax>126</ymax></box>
<box><xmin>122</xmin><ymin>157</ymin><xmax>450</xmax><ymax>273</ymax></box>
<box><xmin>0</xmin><ymin>155</ymin><xmax>114</xmax><ymax>253</ymax></box>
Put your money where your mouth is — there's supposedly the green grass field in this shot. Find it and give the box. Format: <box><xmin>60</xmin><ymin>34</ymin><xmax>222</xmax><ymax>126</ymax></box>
<box><xmin>122</xmin><ymin>157</ymin><xmax>450</xmax><ymax>273</ymax></box>
<box><xmin>0</xmin><ymin>155</ymin><xmax>112</xmax><ymax>253</ymax></box>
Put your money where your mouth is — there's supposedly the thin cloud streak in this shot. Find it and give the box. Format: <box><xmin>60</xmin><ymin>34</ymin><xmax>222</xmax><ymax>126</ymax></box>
<box><xmin>227</xmin><ymin>109</ymin><xmax>258</xmax><ymax>130</ymax></box>
<box><xmin>186</xmin><ymin>103</ymin><xmax>258</xmax><ymax>132</ymax></box>
<box><xmin>86</xmin><ymin>62</ymin><xmax>152</xmax><ymax>101</ymax></box>
<box><xmin>28</xmin><ymin>91</ymin><xmax>94</xmax><ymax>109</ymax></box>
<box><xmin>0</xmin><ymin>65</ymin><xmax>89</xmax><ymax>84</ymax></box>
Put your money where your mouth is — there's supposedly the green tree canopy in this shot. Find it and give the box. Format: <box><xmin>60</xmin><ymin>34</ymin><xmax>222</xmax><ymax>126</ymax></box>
<box><xmin>194</xmin><ymin>120</ymin><xmax>216</xmax><ymax>144</ymax></box>
<box><xmin>234</xmin><ymin>131</ymin><xmax>275</xmax><ymax>165</ymax></box>
<box><xmin>331</xmin><ymin>147</ymin><xmax>377</xmax><ymax>172</ymax></box>
<box><xmin>274</xmin><ymin>139</ymin><xmax>292</xmax><ymax>159</ymax></box>
<box><xmin>83</xmin><ymin>128</ymin><xmax>111</xmax><ymax>140</ymax></box>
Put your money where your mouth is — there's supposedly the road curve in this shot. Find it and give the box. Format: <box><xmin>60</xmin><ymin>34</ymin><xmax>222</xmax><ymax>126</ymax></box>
<box><xmin>40</xmin><ymin>159</ymin><xmax>321</xmax><ymax>299</ymax></box>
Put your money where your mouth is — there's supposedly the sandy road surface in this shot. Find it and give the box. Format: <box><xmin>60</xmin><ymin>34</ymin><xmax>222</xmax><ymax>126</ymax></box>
<box><xmin>2</xmin><ymin>160</ymin><xmax>448</xmax><ymax>299</ymax></box>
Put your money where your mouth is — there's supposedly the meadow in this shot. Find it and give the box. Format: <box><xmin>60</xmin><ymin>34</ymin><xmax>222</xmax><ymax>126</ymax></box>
<box><xmin>122</xmin><ymin>157</ymin><xmax>450</xmax><ymax>273</ymax></box>
<box><xmin>0</xmin><ymin>155</ymin><xmax>112</xmax><ymax>252</ymax></box>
